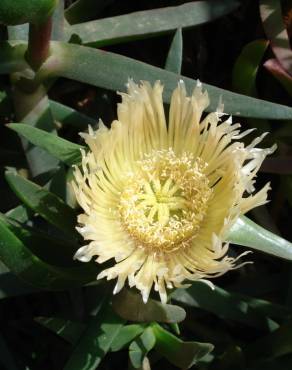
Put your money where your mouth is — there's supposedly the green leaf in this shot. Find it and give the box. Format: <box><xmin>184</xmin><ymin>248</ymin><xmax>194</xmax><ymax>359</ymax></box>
<box><xmin>8</xmin><ymin>123</ymin><xmax>84</xmax><ymax>166</ymax></box>
<box><xmin>49</xmin><ymin>100</ymin><xmax>97</xmax><ymax>129</ymax></box>
<box><xmin>65</xmin><ymin>0</ymin><xmax>239</xmax><ymax>46</ymax></box>
<box><xmin>51</xmin><ymin>0</ymin><xmax>65</xmax><ymax>41</ymax></box>
<box><xmin>8</xmin><ymin>24</ymin><xmax>29</xmax><ymax>40</ymax></box>
<box><xmin>1</xmin><ymin>212</ymin><xmax>78</xmax><ymax>267</ymax></box>
<box><xmin>232</xmin><ymin>39</ymin><xmax>269</xmax><ymax>96</ymax></box>
<box><xmin>44</xmin><ymin>41</ymin><xmax>292</xmax><ymax>119</ymax></box>
<box><xmin>111</xmin><ymin>324</ymin><xmax>146</xmax><ymax>352</ymax></box>
<box><xmin>63</xmin><ymin>302</ymin><xmax>125</xmax><ymax>370</ymax></box>
<box><xmin>47</xmin><ymin>162</ymin><xmax>68</xmax><ymax>200</ymax></box>
<box><xmin>0</xmin><ymin>42</ymin><xmax>28</xmax><ymax>74</ymax></box>
<box><xmin>36</xmin><ymin>317</ymin><xmax>85</xmax><ymax>345</ymax></box>
<box><xmin>112</xmin><ymin>288</ymin><xmax>186</xmax><ymax>324</ymax></box>
<box><xmin>228</xmin><ymin>216</ymin><xmax>292</xmax><ymax>261</ymax></box>
<box><xmin>0</xmin><ymin>269</ymin><xmax>39</xmax><ymax>299</ymax></box>
<box><xmin>129</xmin><ymin>327</ymin><xmax>156</xmax><ymax>369</ymax></box>
<box><xmin>232</xmin><ymin>39</ymin><xmax>270</xmax><ymax>132</ymax></box>
<box><xmin>165</xmin><ymin>28</ymin><xmax>183</xmax><ymax>74</ymax></box>
<box><xmin>152</xmin><ymin>323</ymin><xmax>213</xmax><ymax>369</ymax></box>
<box><xmin>0</xmin><ymin>217</ymin><xmax>97</xmax><ymax>289</ymax></box>
<box><xmin>5</xmin><ymin>171</ymin><xmax>78</xmax><ymax>238</ymax></box>
<box><xmin>11</xmin><ymin>90</ymin><xmax>60</xmax><ymax>178</ymax></box>
<box><xmin>171</xmin><ymin>282</ymin><xmax>290</xmax><ymax>329</ymax></box>
<box><xmin>65</xmin><ymin>167</ymin><xmax>78</xmax><ymax>209</ymax></box>
<box><xmin>0</xmin><ymin>0</ymin><xmax>58</xmax><ymax>26</ymax></box>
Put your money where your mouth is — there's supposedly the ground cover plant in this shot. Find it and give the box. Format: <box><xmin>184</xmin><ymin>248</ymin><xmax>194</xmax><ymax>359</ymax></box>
<box><xmin>0</xmin><ymin>0</ymin><xmax>292</xmax><ymax>369</ymax></box>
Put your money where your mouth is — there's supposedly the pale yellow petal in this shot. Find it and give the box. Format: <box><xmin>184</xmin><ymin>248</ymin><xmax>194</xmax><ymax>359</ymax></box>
<box><xmin>72</xmin><ymin>80</ymin><xmax>275</xmax><ymax>304</ymax></box>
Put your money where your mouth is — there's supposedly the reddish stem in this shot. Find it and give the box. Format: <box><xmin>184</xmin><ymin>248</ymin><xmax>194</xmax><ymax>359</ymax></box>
<box><xmin>26</xmin><ymin>17</ymin><xmax>52</xmax><ymax>70</ymax></box>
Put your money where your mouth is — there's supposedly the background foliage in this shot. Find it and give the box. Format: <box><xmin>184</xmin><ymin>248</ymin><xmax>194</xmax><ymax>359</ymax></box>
<box><xmin>1</xmin><ymin>0</ymin><xmax>292</xmax><ymax>369</ymax></box>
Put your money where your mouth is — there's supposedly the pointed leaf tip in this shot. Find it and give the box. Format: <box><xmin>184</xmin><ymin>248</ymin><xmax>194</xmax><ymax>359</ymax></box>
<box><xmin>228</xmin><ymin>216</ymin><xmax>292</xmax><ymax>261</ymax></box>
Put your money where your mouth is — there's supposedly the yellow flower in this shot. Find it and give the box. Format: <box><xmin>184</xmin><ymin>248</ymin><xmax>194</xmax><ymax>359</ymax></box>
<box><xmin>72</xmin><ymin>80</ymin><xmax>276</xmax><ymax>303</ymax></box>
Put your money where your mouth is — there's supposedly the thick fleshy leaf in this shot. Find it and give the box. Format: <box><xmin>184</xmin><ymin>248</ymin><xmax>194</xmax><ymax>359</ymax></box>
<box><xmin>228</xmin><ymin>216</ymin><xmax>292</xmax><ymax>261</ymax></box>
<box><xmin>5</xmin><ymin>171</ymin><xmax>78</xmax><ymax>238</ymax></box>
<box><xmin>260</xmin><ymin>0</ymin><xmax>292</xmax><ymax>74</ymax></box>
<box><xmin>111</xmin><ymin>324</ymin><xmax>146</xmax><ymax>352</ymax></box>
<box><xmin>8</xmin><ymin>4</ymin><xmax>64</xmax><ymax>42</ymax></box>
<box><xmin>63</xmin><ymin>302</ymin><xmax>125</xmax><ymax>370</ymax></box>
<box><xmin>129</xmin><ymin>327</ymin><xmax>156</xmax><ymax>369</ymax></box>
<box><xmin>36</xmin><ymin>304</ymin><xmax>141</xmax><ymax>352</ymax></box>
<box><xmin>11</xmin><ymin>90</ymin><xmax>60</xmax><ymax>179</ymax></box>
<box><xmin>0</xmin><ymin>270</ymin><xmax>39</xmax><ymax>299</ymax></box>
<box><xmin>49</xmin><ymin>100</ymin><xmax>97</xmax><ymax>128</ymax></box>
<box><xmin>112</xmin><ymin>289</ymin><xmax>186</xmax><ymax>324</ymax></box>
<box><xmin>48</xmin><ymin>163</ymin><xmax>68</xmax><ymax>201</ymax></box>
<box><xmin>0</xmin><ymin>42</ymin><xmax>28</xmax><ymax>74</ymax></box>
<box><xmin>232</xmin><ymin>39</ymin><xmax>269</xmax><ymax>96</ymax></box>
<box><xmin>152</xmin><ymin>323</ymin><xmax>213</xmax><ymax>369</ymax></box>
<box><xmin>36</xmin><ymin>317</ymin><xmax>85</xmax><ymax>345</ymax></box>
<box><xmin>36</xmin><ymin>318</ymin><xmax>147</xmax><ymax>352</ymax></box>
<box><xmin>231</xmin><ymin>38</ymin><xmax>271</xmax><ymax>132</ymax></box>
<box><xmin>65</xmin><ymin>1</ymin><xmax>239</xmax><ymax>46</ymax></box>
<box><xmin>43</xmin><ymin>41</ymin><xmax>292</xmax><ymax>119</ymax></box>
<box><xmin>8</xmin><ymin>123</ymin><xmax>84</xmax><ymax>166</ymax></box>
<box><xmin>165</xmin><ymin>28</ymin><xmax>183</xmax><ymax>74</ymax></box>
<box><xmin>171</xmin><ymin>282</ymin><xmax>290</xmax><ymax>329</ymax></box>
<box><xmin>8</xmin><ymin>24</ymin><xmax>29</xmax><ymax>40</ymax></box>
<box><xmin>5</xmin><ymin>205</ymin><xmax>31</xmax><ymax>223</ymax></box>
<box><xmin>0</xmin><ymin>218</ymin><xmax>97</xmax><ymax>289</ymax></box>
<box><xmin>65</xmin><ymin>167</ymin><xmax>78</xmax><ymax>209</ymax></box>
<box><xmin>1</xmin><ymin>213</ymin><xmax>78</xmax><ymax>267</ymax></box>
<box><xmin>51</xmin><ymin>0</ymin><xmax>65</xmax><ymax>41</ymax></box>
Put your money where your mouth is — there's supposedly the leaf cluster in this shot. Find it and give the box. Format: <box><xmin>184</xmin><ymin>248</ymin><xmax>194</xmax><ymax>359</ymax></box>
<box><xmin>0</xmin><ymin>0</ymin><xmax>292</xmax><ymax>369</ymax></box>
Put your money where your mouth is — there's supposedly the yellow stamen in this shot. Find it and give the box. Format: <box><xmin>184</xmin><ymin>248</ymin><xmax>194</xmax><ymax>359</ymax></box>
<box><xmin>119</xmin><ymin>148</ymin><xmax>212</xmax><ymax>253</ymax></box>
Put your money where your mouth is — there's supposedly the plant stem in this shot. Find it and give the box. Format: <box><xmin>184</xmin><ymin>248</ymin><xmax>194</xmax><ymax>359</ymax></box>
<box><xmin>26</xmin><ymin>17</ymin><xmax>53</xmax><ymax>71</ymax></box>
<box><xmin>11</xmin><ymin>15</ymin><xmax>58</xmax><ymax>178</ymax></box>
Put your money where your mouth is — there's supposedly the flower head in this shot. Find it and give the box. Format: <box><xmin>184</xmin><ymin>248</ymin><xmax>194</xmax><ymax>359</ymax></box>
<box><xmin>72</xmin><ymin>80</ymin><xmax>276</xmax><ymax>303</ymax></box>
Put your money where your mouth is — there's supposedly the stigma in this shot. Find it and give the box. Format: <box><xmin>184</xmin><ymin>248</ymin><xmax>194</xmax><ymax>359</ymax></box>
<box><xmin>119</xmin><ymin>148</ymin><xmax>213</xmax><ymax>253</ymax></box>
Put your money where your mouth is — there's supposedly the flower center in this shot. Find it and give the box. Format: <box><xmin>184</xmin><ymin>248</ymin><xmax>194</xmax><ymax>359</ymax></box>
<box><xmin>119</xmin><ymin>149</ymin><xmax>212</xmax><ymax>253</ymax></box>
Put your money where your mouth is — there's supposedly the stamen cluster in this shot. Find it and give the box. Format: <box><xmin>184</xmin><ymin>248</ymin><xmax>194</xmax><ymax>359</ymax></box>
<box><xmin>119</xmin><ymin>149</ymin><xmax>212</xmax><ymax>253</ymax></box>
